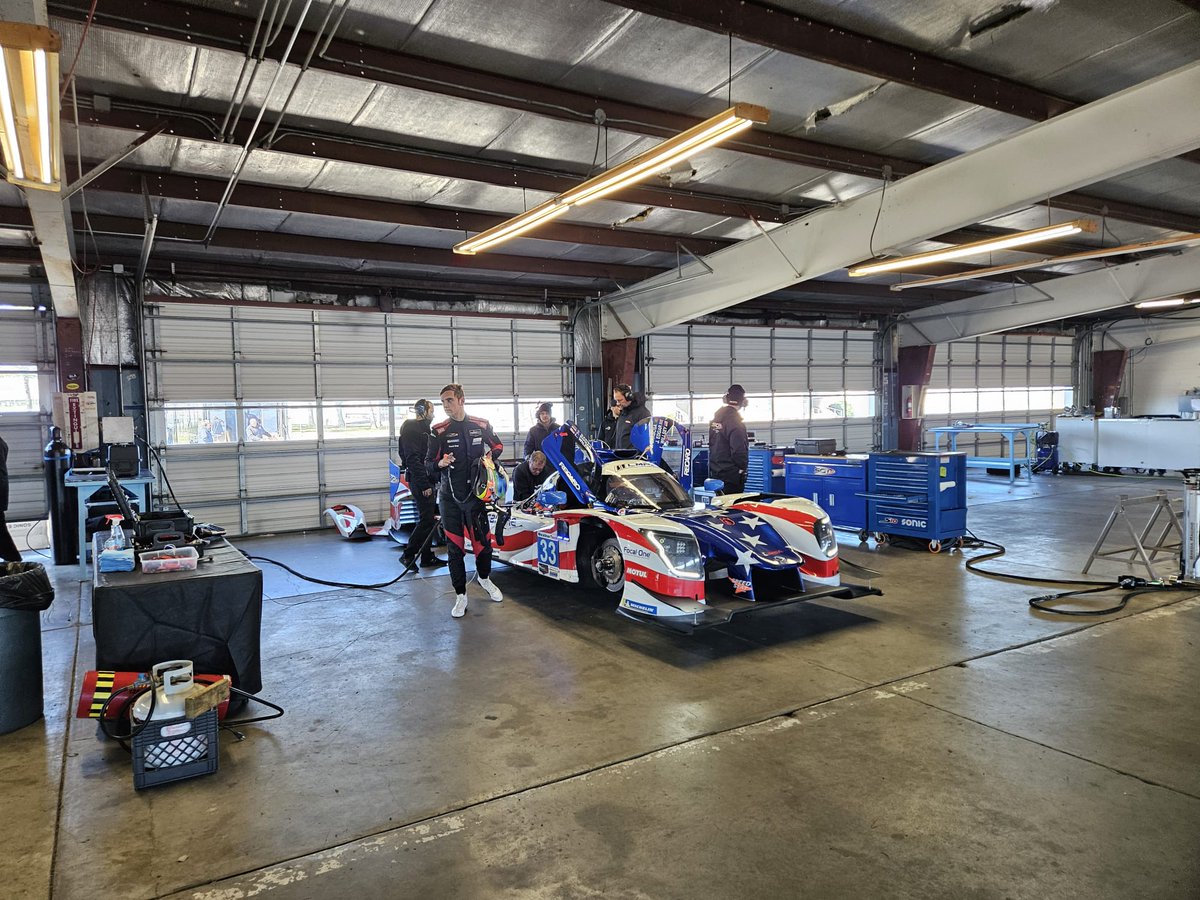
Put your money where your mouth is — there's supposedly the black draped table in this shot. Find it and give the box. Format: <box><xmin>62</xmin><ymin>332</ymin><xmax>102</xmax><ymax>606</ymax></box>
<box><xmin>91</xmin><ymin>538</ymin><xmax>263</xmax><ymax>692</ymax></box>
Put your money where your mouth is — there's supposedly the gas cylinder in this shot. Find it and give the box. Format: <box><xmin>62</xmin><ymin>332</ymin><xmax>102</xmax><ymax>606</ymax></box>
<box><xmin>43</xmin><ymin>426</ymin><xmax>75</xmax><ymax>565</ymax></box>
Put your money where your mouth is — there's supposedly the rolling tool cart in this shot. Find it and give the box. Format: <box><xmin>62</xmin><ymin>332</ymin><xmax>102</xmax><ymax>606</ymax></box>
<box><xmin>784</xmin><ymin>454</ymin><xmax>868</xmax><ymax>536</ymax></box>
<box><xmin>746</xmin><ymin>446</ymin><xmax>787</xmax><ymax>493</ymax></box>
<box><xmin>864</xmin><ymin>451</ymin><xmax>967</xmax><ymax>552</ymax></box>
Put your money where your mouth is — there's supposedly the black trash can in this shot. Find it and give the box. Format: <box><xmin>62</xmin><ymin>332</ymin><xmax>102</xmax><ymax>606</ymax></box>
<box><xmin>0</xmin><ymin>562</ymin><xmax>55</xmax><ymax>734</ymax></box>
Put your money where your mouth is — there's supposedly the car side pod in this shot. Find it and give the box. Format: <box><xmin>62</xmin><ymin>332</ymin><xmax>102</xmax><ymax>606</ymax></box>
<box><xmin>616</xmin><ymin>582</ymin><xmax>882</xmax><ymax>634</ymax></box>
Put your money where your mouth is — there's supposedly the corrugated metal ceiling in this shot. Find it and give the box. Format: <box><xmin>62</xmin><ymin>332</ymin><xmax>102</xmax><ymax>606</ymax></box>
<box><xmin>6</xmin><ymin>0</ymin><xmax>1196</xmax><ymax>321</ymax></box>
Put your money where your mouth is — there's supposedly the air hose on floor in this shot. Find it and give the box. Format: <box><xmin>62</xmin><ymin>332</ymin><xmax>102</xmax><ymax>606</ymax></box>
<box><xmin>960</xmin><ymin>530</ymin><xmax>1199</xmax><ymax>616</ymax></box>
<box><xmin>241</xmin><ymin>520</ymin><xmax>442</xmax><ymax>590</ymax></box>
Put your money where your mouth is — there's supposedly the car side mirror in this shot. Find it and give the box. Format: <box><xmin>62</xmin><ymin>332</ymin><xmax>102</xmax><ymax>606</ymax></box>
<box><xmin>703</xmin><ymin>478</ymin><xmax>724</xmax><ymax>492</ymax></box>
<box><xmin>538</xmin><ymin>489</ymin><xmax>567</xmax><ymax>507</ymax></box>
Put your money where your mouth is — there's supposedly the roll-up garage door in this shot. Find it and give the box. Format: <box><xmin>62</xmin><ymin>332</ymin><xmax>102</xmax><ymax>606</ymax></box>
<box><xmin>926</xmin><ymin>334</ymin><xmax>1074</xmax><ymax>456</ymax></box>
<box><xmin>0</xmin><ymin>289</ymin><xmax>55</xmax><ymax>520</ymax></box>
<box><xmin>644</xmin><ymin>324</ymin><xmax>878</xmax><ymax>453</ymax></box>
<box><xmin>144</xmin><ymin>302</ymin><xmax>570</xmax><ymax>536</ymax></box>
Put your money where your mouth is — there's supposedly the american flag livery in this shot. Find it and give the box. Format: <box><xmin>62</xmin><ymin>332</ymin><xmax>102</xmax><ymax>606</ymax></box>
<box><xmin>488</xmin><ymin>417</ymin><xmax>875</xmax><ymax>632</ymax></box>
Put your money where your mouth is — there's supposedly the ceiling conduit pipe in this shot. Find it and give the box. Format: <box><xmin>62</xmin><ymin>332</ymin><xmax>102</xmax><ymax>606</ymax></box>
<box><xmin>217</xmin><ymin>0</ymin><xmax>281</xmax><ymax>143</ymax></box>
<box><xmin>199</xmin><ymin>0</ymin><xmax>319</xmax><ymax>244</ymax></box>
<box><xmin>263</xmin><ymin>0</ymin><xmax>351</xmax><ymax>147</ymax></box>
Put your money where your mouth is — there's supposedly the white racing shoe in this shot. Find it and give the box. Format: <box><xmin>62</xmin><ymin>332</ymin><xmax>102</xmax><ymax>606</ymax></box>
<box><xmin>451</xmin><ymin>594</ymin><xmax>468</xmax><ymax>618</ymax></box>
<box><xmin>477</xmin><ymin>577</ymin><xmax>504</xmax><ymax>603</ymax></box>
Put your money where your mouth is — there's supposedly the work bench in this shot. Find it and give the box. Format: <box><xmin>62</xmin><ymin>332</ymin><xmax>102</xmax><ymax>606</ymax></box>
<box><xmin>927</xmin><ymin>422</ymin><xmax>1040</xmax><ymax>484</ymax></box>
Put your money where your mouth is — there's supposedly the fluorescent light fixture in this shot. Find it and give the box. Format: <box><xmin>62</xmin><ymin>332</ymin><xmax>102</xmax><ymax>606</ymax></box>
<box><xmin>0</xmin><ymin>23</ymin><xmax>61</xmax><ymax>190</ymax></box>
<box><xmin>1135</xmin><ymin>297</ymin><xmax>1199</xmax><ymax>309</ymax></box>
<box><xmin>848</xmin><ymin>219</ymin><xmax>1097</xmax><ymax>277</ymax></box>
<box><xmin>454</xmin><ymin>104</ymin><xmax>769</xmax><ymax>255</ymax></box>
<box><xmin>888</xmin><ymin>232</ymin><xmax>1200</xmax><ymax>291</ymax></box>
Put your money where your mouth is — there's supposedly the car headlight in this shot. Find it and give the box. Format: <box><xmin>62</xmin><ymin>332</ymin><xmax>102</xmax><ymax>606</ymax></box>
<box><xmin>814</xmin><ymin>516</ymin><xmax>836</xmax><ymax>555</ymax></box>
<box><xmin>644</xmin><ymin>529</ymin><xmax>704</xmax><ymax>579</ymax></box>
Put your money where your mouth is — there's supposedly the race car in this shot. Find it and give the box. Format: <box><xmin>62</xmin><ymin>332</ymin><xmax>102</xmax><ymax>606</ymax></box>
<box><xmin>488</xmin><ymin>419</ymin><xmax>878</xmax><ymax>631</ymax></box>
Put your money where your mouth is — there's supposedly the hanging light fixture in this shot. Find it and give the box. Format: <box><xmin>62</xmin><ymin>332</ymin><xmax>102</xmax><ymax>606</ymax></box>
<box><xmin>888</xmin><ymin>232</ymin><xmax>1200</xmax><ymax>291</ymax></box>
<box><xmin>453</xmin><ymin>104</ymin><xmax>769</xmax><ymax>255</ymax></box>
<box><xmin>1135</xmin><ymin>297</ymin><xmax>1200</xmax><ymax>309</ymax></box>
<box><xmin>0</xmin><ymin>22</ymin><xmax>61</xmax><ymax>191</ymax></box>
<box><xmin>848</xmin><ymin>219</ymin><xmax>1097</xmax><ymax>277</ymax></box>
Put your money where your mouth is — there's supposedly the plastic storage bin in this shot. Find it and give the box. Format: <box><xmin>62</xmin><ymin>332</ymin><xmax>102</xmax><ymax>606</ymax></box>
<box><xmin>139</xmin><ymin>546</ymin><xmax>199</xmax><ymax>573</ymax></box>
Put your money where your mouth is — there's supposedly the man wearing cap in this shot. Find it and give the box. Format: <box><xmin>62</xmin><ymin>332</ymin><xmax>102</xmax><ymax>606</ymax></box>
<box><xmin>399</xmin><ymin>399</ymin><xmax>443</xmax><ymax>570</ymax></box>
<box><xmin>709</xmin><ymin>384</ymin><xmax>750</xmax><ymax>494</ymax></box>
<box><xmin>524</xmin><ymin>402</ymin><xmax>557</xmax><ymax>457</ymax></box>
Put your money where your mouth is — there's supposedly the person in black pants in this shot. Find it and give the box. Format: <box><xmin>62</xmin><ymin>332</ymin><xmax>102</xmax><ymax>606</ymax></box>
<box><xmin>0</xmin><ymin>435</ymin><xmax>22</xmax><ymax>562</ymax></box>
<box><xmin>709</xmin><ymin>384</ymin><xmax>750</xmax><ymax>494</ymax></box>
<box><xmin>425</xmin><ymin>383</ymin><xmax>506</xmax><ymax>619</ymax></box>
<box><xmin>398</xmin><ymin>399</ymin><xmax>443</xmax><ymax>570</ymax></box>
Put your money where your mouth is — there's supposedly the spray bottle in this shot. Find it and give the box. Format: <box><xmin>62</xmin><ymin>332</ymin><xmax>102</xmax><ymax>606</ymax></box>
<box><xmin>103</xmin><ymin>514</ymin><xmax>126</xmax><ymax>551</ymax></box>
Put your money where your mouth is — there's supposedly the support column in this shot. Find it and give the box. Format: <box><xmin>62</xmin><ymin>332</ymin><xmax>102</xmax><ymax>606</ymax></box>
<box><xmin>1092</xmin><ymin>348</ymin><xmax>1128</xmax><ymax>414</ymax></box>
<box><xmin>54</xmin><ymin>317</ymin><xmax>86</xmax><ymax>392</ymax></box>
<box><xmin>601</xmin><ymin>338</ymin><xmax>638</xmax><ymax>394</ymax></box>
<box><xmin>897</xmin><ymin>344</ymin><xmax>936</xmax><ymax>451</ymax></box>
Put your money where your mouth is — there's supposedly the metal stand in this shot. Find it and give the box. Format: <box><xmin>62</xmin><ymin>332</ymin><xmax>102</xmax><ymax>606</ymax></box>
<box><xmin>1182</xmin><ymin>471</ymin><xmax>1200</xmax><ymax>583</ymax></box>
<box><xmin>1081</xmin><ymin>491</ymin><xmax>1183</xmax><ymax>579</ymax></box>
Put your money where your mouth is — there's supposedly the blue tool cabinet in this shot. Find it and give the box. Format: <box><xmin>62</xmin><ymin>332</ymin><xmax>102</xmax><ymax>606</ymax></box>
<box><xmin>784</xmin><ymin>455</ymin><xmax>868</xmax><ymax>533</ymax></box>
<box><xmin>865</xmin><ymin>451</ymin><xmax>967</xmax><ymax>551</ymax></box>
<box><xmin>746</xmin><ymin>446</ymin><xmax>787</xmax><ymax>493</ymax></box>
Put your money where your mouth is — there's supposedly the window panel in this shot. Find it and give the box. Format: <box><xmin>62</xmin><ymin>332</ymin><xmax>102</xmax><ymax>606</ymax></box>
<box><xmin>322</xmin><ymin>403</ymin><xmax>391</xmax><ymax>440</ymax></box>
<box><xmin>0</xmin><ymin>366</ymin><xmax>38</xmax><ymax>412</ymax></box>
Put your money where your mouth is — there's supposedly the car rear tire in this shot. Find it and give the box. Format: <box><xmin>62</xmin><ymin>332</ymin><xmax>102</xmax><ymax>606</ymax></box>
<box><xmin>579</xmin><ymin>536</ymin><xmax>625</xmax><ymax>594</ymax></box>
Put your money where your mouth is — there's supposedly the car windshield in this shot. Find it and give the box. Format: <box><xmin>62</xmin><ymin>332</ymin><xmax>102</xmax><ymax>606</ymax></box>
<box><xmin>603</xmin><ymin>471</ymin><xmax>693</xmax><ymax>511</ymax></box>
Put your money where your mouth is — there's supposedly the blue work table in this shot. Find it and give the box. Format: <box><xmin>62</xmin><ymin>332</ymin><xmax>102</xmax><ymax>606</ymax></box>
<box><xmin>927</xmin><ymin>423</ymin><xmax>1040</xmax><ymax>484</ymax></box>
<box><xmin>64</xmin><ymin>469</ymin><xmax>155</xmax><ymax>576</ymax></box>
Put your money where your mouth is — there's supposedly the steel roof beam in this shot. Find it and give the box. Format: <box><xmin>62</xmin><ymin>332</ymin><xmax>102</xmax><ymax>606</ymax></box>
<box><xmin>68</xmin><ymin>213</ymin><xmax>668</xmax><ymax>282</ymax></box>
<box><xmin>85</xmin><ymin>168</ymin><xmax>734</xmax><ymax>256</ymax></box>
<box><xmin>600</xmin><ymin>61</ymin><xmax>1200</xmax><ymax>339</ymax></box>
<box><xmin>74</xmin><ymin>103</ymin><xmax>790</xmax><ymax>224</ymax></box>
<box><xmin>52</xmin><ymin>1</ymin><xmax>1200</xmax><ymax>234</ymax></box>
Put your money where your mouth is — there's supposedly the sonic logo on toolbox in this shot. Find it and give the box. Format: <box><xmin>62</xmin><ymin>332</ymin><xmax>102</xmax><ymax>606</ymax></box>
<box><xmin>485</xmin><ymin>416</ymin><xmax>877</xmax><ymax>630</ymax></box>
<box><xmin>814</xmin><ymin>465</ymin><xmax>835</xmax><ymax>476</ymax></box>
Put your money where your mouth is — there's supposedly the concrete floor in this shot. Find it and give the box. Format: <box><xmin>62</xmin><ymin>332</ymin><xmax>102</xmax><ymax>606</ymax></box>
<box><xmin>4</xmin><ymin>471</ymin><xmax>1199</xmax><ymax>899</ymax></box>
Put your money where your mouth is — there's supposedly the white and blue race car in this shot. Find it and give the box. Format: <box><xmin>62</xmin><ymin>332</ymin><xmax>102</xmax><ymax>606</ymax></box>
<box><xmin>489</xmin><ymin>419</ymin><xmax>877</xmax><ymax>631</ymax></box>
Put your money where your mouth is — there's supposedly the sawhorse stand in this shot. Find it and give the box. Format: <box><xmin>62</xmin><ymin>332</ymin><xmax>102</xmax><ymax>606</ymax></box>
<box><xmin>1082</xmin><ymin>491</ymin><xmax>1183</xmax><ymax>579</ymax></box>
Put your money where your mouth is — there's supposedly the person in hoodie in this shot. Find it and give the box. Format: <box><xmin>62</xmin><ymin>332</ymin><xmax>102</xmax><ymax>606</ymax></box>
<box><xmin>523</xmin><ymin>402</ymin><xmax>557</xmax><ymax>457</ymax></box>
<box><xmin>708</xmin><ymin>384</ymin><xmax>750</xmax><ymax>494</ymax></box>
<box><xmin>600</xmin><ymin>384</ymin><xmax>650</xmax><ymax>450</ymax></box>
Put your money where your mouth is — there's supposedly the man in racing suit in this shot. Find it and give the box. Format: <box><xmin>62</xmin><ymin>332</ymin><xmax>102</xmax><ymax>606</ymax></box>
<box><xmin>398</xmin><ymin>399</ymin><xmax>443</xmax><ymax>570</ymax></box>
<box><xmin>426</xmin><ymin>383</ymin><xmax>506</xmax><ymax>618</ymax></box>
<box><xmin>709</xmin><ymin>384</ymin><xmax>749</xmax><ymax>494</ymax></box>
